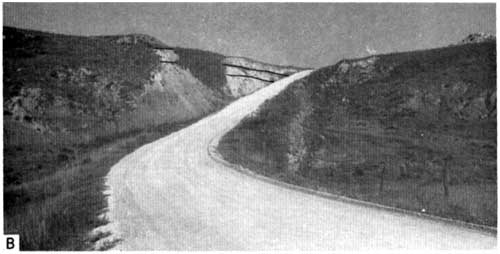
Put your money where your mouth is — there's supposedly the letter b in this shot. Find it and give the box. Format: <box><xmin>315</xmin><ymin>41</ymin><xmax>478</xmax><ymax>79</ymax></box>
<box><xmin>6</xmin><ymin>237</ymin><xmax>14</xmax><ymax>249</ymax></box>
<box><xmin>2</xmin><ymin>235</ymin><xmax>18</xmax><ymax>251</ymax></box>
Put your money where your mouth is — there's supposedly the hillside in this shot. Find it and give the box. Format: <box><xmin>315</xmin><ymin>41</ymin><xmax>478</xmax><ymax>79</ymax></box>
<box><xmin>2</xmin><ymin>26</ymin><xmax>302</xmax><ymax>250</ymax></box>
<box><xmin>218</xmin><ymin>40</ymin><xmax>497</xmax><ymax>227</ymax></box>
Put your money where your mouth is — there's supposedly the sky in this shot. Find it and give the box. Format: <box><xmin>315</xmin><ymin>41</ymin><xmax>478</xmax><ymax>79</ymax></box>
<box><xmin>3</xmin><ymin>3</ymin><xmax>496</xmax><ymax>68</ymax></box>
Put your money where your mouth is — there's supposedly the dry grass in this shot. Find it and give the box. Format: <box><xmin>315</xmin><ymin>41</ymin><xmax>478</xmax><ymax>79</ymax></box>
<box><xmin>3</xmin><ymin>120</ymin><xmax>196</xmax><ymax>250</ymax></box>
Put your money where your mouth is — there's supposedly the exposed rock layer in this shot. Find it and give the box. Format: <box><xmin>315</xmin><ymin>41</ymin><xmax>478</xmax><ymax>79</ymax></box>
<box><xmin>157</xmin><ymin>52</ymin><xmax>306</xmax><ymax>98</ymax></box>
<box><xmin>221</xmin><ymin>57</ymin><xmax>304</xmax><ymax>97</ymax></box>
<box><xmin>223</xmin><ymin>57</ymin><xmax>302</xmax><ymax>75</ymax></box>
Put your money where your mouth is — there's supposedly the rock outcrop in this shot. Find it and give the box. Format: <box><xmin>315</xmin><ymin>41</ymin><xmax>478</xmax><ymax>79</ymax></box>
<box><xmin>113</xmin><ymin>33</ymin><xmax>170</xmax><ymax>48</ymax></box>
<box><xmin>458</xmin><ymin>33</ymin><xmax>496</xmax><ymax>44</ymax></box>
<box><xmin>155</xmin><ymin>49</ymin><xmax>179</xmax><ymax>62</ymax></box>
<box><xmin>324</xmin><ymin>56</ymin><xmax>391</xmax><ymax>88</ymax></box>
<box><xmin>285</xmin><ymin>83</ymin><xmax>312</xmax><ymax>173</ymax></box>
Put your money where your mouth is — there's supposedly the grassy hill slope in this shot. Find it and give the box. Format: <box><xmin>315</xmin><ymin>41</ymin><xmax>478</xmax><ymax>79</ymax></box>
<box><xmin>219</xmin><ymin>41</ymin><xmax>497</xmax><ymax>227</ymax></box>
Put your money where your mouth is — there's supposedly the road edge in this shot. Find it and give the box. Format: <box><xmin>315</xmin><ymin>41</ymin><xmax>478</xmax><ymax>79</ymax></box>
<box><xmin>207</xmin><ymin>131</ymin><xmax>497</xmax><ymax>236</ymax></box>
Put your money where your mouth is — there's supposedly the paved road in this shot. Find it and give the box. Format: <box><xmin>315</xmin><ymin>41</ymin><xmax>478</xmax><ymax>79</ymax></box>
<box><xmin>99</xmin><ymin>70</ymin><xmax>496</xmax><ymax>250</ymax></box>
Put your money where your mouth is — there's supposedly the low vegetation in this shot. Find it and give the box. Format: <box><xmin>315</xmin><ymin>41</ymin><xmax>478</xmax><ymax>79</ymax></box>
<box><xmin>219</xmin><ymin>41</ymin><xmax>497</xmax><ymax>227</ymax></box>
<box><xmin>4</xmin><ymin>120</ymin><xmax>197</xmax><ymax>250</ymax></box>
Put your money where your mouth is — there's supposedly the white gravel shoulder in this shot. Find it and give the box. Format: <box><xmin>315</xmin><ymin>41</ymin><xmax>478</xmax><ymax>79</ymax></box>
<box><xmin>95</xmin><ymin>70</ymin><xmax>496</xmax><ymax>250</ymax></box>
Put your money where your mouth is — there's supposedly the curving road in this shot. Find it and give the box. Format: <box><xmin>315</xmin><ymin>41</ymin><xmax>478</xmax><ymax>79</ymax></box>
<box><xmin>99</xmin><ymin>70</ymin><xmax>496</xmax><ymax>250</ymax></box>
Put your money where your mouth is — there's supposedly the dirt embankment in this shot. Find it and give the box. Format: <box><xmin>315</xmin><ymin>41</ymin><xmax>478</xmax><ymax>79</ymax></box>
<box><xmin>218</xmin><ymin>39</ymin><xmax>497</xmax><ymax>227</ymax></box>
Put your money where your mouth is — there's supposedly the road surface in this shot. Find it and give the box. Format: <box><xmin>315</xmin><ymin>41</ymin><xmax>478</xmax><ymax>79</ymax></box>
<box><xmin>98</xmin><ymin>70</ymin><xmax>496</xmax><ymax>250</ymax></box>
